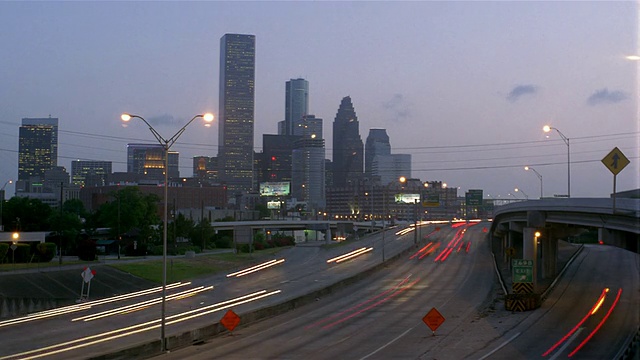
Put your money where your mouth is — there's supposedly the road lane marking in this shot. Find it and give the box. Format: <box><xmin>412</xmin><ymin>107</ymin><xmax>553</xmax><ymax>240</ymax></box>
<box><xmin>549</xmin><ymin>328</ymin><xmax>584</xmax><ymax>360</ymax></box>
<box><xmin>477</xmin><ymin>332</ymin><xmax>521</xmax><ymax>360</ymax></box>
<box><xmin>359</xmin><ymin>327</ymin><xmax>414</xmax><ymax>360</ymax></box>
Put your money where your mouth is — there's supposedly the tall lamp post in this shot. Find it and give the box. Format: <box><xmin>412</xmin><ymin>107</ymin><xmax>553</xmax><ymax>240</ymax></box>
<box><xmin>121</xmin><ymin>112</ymin><xmax>213</xmax><ymax>352</ymax></box>
<box><xmin>524</xmin><ymin>166</ymin><xmax>543</xmax><ymax>199</ymax></box>
<box><xmin>543</xmin><ymin>125</ymin><xmax>570</xmax><ymax>198</ymax></box>
<box><xmin>514</xmin><ymin>187</ymin><xmax>529</xmax><ymax>200</ymax></box>
<box><xmin>1</xmin><ymin>180</ymin><xmax>12</xmax><ymax>232</ymax></box>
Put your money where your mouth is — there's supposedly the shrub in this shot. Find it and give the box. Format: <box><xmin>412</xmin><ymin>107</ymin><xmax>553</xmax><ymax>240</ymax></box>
<box><xmin>0</xmin><ymin>243</ymin><xmax>8</xmax><ymax>263</ymax></box>
<box><xmin>13</xmin><ymin>243</ymin><xmax>31</xmax><ymax>263</ymax></box>
<box><xmin>36</xmin><ymin>242</ymin><xmax>57</xmax><ymax>262</ymax></box>
<box><xmin>214</xmin><ymin>235</ymin><xmax>233</xmax><ymax>249</ymax></box>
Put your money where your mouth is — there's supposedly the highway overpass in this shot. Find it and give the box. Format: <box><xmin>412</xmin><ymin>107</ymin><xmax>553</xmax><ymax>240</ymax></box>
<box><xmin>490</xmin><ymin>197</ymin><xmax>639</xmax><ymax>292</ymax></box>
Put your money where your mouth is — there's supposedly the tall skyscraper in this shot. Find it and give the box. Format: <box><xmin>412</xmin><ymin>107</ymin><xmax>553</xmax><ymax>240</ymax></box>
<box><xmin>365</xmin><ymin>129</ymin><xmax>391</xmax><ymax>177</ymax></box>
<box><xmin>332</xmin><ymin>96</ymin><xmax>363</xmax><ymax>187</ymax></box>
<box><xmin>71</xmin><ymin>160</ymin><xmax>112</xmax><ymax>187</ymax></box>
<box><xmin>292</xmin><ymin>115</ymin><xmax>325</xmax><ymax>209</ymax></box>
<box><xmin>285</xmin><ymin>78</ymin><xmax>309</xmax><ymax>136</ymax></box>
<box><xmin>218</xmin><ymin>33</ymin><xmax>256</xmax><ymax>193</ymax></box>
<box><xmin>127</xmin><ymin>144</ymin><xmax>179</xmax><ymax>180</ymax></box>
<box><xmin>18</xmin><ymin>117</ymin><xmax>58</xmax><ymax>180</ymax></box>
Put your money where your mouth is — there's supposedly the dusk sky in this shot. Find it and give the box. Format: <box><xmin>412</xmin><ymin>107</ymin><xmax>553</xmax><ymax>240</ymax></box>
<box><xmin>1</xmin><ymin>1</ymin><xmax>638</xmax><ymax>199</ymax></box>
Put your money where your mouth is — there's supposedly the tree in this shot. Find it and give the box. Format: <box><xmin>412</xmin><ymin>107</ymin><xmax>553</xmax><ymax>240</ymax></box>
<box><xmin>189</xmin><ymin>219</ymin><xmax>215</xmax><ymax>250</ymax></box>
<box><xmin>95</xmin><ymin>187</ymin><xmax>160</xmax><ymax>246</ymax></box>
<box><xmin>2</xmin><ymin>197</ymin><xmax>52</xmax><ymax>231</ymax></box>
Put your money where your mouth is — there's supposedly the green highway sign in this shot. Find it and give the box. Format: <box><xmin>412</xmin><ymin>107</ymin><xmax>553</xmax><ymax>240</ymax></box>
<box><xmin>512</xmin><ymin>259</ymin><xmax>533</xmax><ymax>283</ymax></box>
<box><xmin>466</xmin><ymin>189</ymin><xmax>483</xmax><ymax>206</ymax></box>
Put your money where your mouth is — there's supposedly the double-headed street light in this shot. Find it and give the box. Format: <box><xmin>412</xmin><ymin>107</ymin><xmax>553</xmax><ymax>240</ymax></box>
<box><xmin>524</xmin><ymin>166</ymin><xmax>543</xmax><ymax>199</ymax></box>
<box><xmin>543</xmin><ymin>125</ymin><xmax>570</xmax><ymax>198</ymax></box>
<box><xmin>121</xmin><ymin>112</ymin><xmax>213</xmax><ymax>352</ymax></box>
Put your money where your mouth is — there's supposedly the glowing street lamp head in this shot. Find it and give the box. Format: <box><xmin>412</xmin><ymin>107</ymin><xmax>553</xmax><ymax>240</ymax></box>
<box><xmin>543</xmin><ymin>125</ymin><xmax>551</xmax><ymax>133</ymax></box>
<box><xmin>399</xmin><ymin>176</ymin><xmax>406</xmax><ymax>183</ymax></box>
<box><xmin>121</xmin><ymin>113</ymin><xmax>132</xmax><ymax>122</ymax></box>
<box><xmin>203</xmin><ymin>113</ymin><xmax>214</xmax><ymax>122</ymax></box>
<box><xmin>524</xmin><ymin>166</ymin><xmax>530</xmax><ymax>171</ymax></box>
<box><xmin>534</xmin><ymin>231</ymin><xmax>541</xmax><ymax>237</ymax></box>
<box><xmin>12</xmin><ymin>232</ymin><xmax>19</xmax><ymax>241</ymax></box>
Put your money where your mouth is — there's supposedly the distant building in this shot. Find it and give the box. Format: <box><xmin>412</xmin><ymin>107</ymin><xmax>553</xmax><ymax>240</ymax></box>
<box><xmin>285</xmin><ymin>78</ymin><xmax>309</xmax><ymax>136</ymax></box>
<box><xmin>79</xmin><ymin>183</ymin><xmax>228</xmax><ymax>216</ymax></box>
<box><xmin>260</xmin><ymin>134</ymin><xmax>300</xmax><ymax>183</ymax></box>
<box><xmin>71</xmin><ymin>160</ymin><xmax>112</xmax><ymax>187</ymax></box>
<box><xmin>18</xmin><ymin>117</ymin><xmax>58</xmax><ymax>180</ymax></box>
<box><xmin>291</xmin><ymin>115</ymin><xmax>325</xmax><ymax>210</ymax></box>
<box><xmin>365</xmin><ymin>129</ymin><xmax>391</xmax><ymax>177</ymax></box>
<box><xmin>373</xmin><ymin>154</ymin><xmax>412</xmax><ymax>185</ymax></box>
<box><xmin>332</xmin><ymin>96</ymin><xmax>364</xmax><ymax>187</ymax></box>
<box><xmin>218</xmin><ymin>33</ymin><xmax>256</xmax><ymax>193</ymax></box>
<box><xmin>126</xmin><ymin>144</ymin><xmax>179</xmax><ymax>180</ymax></box>
<box><xmin>193</xmin><ymin>156</ymin><xmax>218</xmax><ymax>183</ymax></box>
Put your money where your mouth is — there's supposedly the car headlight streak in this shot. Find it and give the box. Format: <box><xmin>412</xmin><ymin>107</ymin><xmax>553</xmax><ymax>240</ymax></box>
<box><xmin>326</xmin><ymin>247</ymin><xmax>373</xmax><ymax>264</ymax></box>
<box><xmin>0</xmin><ymin>282</ymin><xmax>190</xmax><ymax>329</ymax></box>
<box><xmin>226</xmin><ymin>259</ymin><xmax>286</xmax><ymax>278</ymax></box>
<box><xmin>1</xmin><ymin>289</ymin><xmax>282</xmax><ymax>360</ymax></box>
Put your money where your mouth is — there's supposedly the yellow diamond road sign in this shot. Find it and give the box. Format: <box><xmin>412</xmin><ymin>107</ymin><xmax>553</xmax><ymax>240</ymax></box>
<box><xmin>602</xmin><ymin>147</ymin><xmax>630</xmax><ymax>175</ymax></box>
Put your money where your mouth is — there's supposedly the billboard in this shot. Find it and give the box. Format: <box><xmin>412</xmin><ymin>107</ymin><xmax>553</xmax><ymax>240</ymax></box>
<box><xmin>267</xmin><ymin>201</ymin><xmax>282</xmax><ymax>209</ymax></box>
<box><xmin>395</xmin><ymin>193</ymin><xmax>420</xmax><ymax>204</ymax></box>
<box><xmin>259</xmin><ymin>182</ymin><xmax>290</xmax><ymax>196</ymax></box>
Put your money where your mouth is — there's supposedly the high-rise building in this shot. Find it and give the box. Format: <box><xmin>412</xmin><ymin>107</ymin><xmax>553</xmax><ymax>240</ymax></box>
<box><xmin>18</xmin><ymin>117</ymin><xmax>58</xmax><ymax>180</ymax></box>
<box><xmin>373</xmin><ymin>154</ymin><xmax>412</xmax><ymax>185</ymax></box>
<box><xmin>291</xmin><ymin>115</ymin><xmax>325</xmax><ymax>209</ymax></box>
<box><xmin>332</xmin><ymin>96</ymin><xmax>363</xmax><ymax>187</ymax></box>
<box><xmin>218</xmin><ymin>33</ymin><xmax>256</xmax><ymax>193</ymax></box>
<box><xmin>127</xmin><ymin>144</ymin><xmax>179</xmax><ymax>180</ymax></box>
<box><xmin>365</xmin><ymin>129</ymin><xmax>391</xmax><ymax>177</ymax></box>
<box><xmin>71</xmin><ymin>160</ymin><xmax>112</xmax><ymax>187</ymax></box>
<box><xmin>285</xmin><ymin>78</ymin><xmax>309</xmax><ymax>136</ymax></box>
<box><xmin>261</xmin><ymin>134</ymin><xmax>300</xmax><ymax>183</ymax></box>
<box><xmin>193</xmin><ymin>156</ymin><xmax>218</xmax><ymax>183</ymax></box>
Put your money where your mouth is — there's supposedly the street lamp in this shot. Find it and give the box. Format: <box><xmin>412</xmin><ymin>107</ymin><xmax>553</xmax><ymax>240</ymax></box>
<box><xmin>514</xmin><ymin>187</ymin><xmax>529</xmax><ymax>200</ymax></box>
<box><xmin>524</xmin><ymin>166</ymin><xmax>543</xmax><ymax>199</ymax></box>
<box><xmin>1</xmin><ymin>180</ymin><xmax>12</xmax><ymax>232</ymax></box>
<box><xmin>121</xmin><ymin>112</ymin><xmax>213</xmax><ymax>352</ymax></box>
<box><xmin>543</xmin><ymin>125</ymin><xmax>570</xmax><ymax>198</ymax></box>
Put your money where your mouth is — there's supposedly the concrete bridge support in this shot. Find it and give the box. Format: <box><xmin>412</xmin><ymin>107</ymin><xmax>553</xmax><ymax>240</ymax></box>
<box><xmin>540</xmin><ymin>231</ymin><xmax>557</xmax><ymax>280</ymax></box>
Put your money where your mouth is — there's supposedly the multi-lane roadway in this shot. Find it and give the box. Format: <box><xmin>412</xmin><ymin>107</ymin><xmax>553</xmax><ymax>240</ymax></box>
<box><xmin>0</xmin><ymin>222</ymin><xmax>637</xmax><ymax>359</ymax></box>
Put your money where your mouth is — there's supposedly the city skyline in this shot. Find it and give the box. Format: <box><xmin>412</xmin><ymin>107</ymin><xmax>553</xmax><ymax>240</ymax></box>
<box><xmin>0</xmin><ymin>1</ymin><xmax>637</xmax><ymax>199</ymax></box>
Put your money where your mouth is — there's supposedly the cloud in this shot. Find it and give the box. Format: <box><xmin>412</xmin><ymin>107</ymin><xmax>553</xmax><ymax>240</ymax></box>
<box><xmin>147</xmin><ymin>114</ymin><xmax>178</xmax><ymax>126</ymax></box>
<box><xmin>586</xmin><ymin>88</ymin><xmax>628</xmax><ymax>106</ymax></box>
<box><xmin>382</xmin><ymin>94</ymin><xmax>411</xmax><ymax>122</ymax></box>
<box><xmin>506</xmin><ymin>84</ymin><xmax>537</xmax><ymax>102</ymax></box>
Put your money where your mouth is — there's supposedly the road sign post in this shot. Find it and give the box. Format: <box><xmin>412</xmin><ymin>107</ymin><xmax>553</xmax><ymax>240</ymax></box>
<box><xmin>220</xmin><ymin>309</ymin><xmax>241</xmax><ymax>335</ymax></box>
<box><xmin>422</xmin><ymin>307</ymin><xmax>445</xmax><ymax>336</ymax></box>
<box><xmin>601</xmin><ymin>147</ymin><xmax>629</xmax><ymax>213</ymax></box>
<box><xmin>512</xmin><ymin>259</ymin><xmax>533</xmax><ymax>283</ymax></box>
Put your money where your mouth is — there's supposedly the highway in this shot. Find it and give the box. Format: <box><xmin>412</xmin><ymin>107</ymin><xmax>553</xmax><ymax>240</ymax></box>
<box><xmin>477</xmin><ymin>243</ymin><xmax>639</xmax><ymax>359</ymax></box>
<box><xmin>0</xmin><ymin>223</ymin><xmax>443</xmax><ymax>360</ymax></box>
<box><xmin>157</xmin><ymin>223</ymin><xmax>496</xmax><ymax>359</ymax></box>
<box><xmin>0</xmin><ymin>222</ymin><xmax>637</xmax><ymax>359</ymax></box>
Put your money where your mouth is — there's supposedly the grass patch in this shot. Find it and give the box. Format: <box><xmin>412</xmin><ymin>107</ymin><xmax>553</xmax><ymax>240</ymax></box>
<box><xmin>110</xmin><ymin>248</ymin><xmax>284</xmax><ymax>283</ymax></box>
